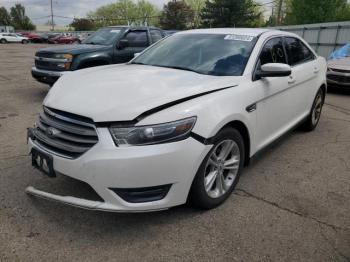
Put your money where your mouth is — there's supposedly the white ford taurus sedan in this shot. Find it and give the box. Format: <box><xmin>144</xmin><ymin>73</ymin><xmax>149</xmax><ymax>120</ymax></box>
<box><xmin>27</xmin><ymin>28</ymin><xmax>327</xmax><ymax>212</ymax></box>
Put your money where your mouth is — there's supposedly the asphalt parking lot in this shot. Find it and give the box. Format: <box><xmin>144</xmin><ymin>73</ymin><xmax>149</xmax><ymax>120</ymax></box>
<box><xmin>0</xmin><ymin>44</ymin><xmax>349</xmax><ymax>262</ymax></box>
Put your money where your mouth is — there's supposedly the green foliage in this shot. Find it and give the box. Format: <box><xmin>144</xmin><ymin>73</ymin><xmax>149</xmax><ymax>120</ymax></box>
<box><xmin>87</xmin><ymin>0</ymin><xmax>160</xmax><ymax>27</ymax></box>
<box><xmin>200</xmin><ymin>0</ymin><xmax>263</xmax><ymax>28</ymax></box>
<box><xmin>10</xmin><ymin>4</ymin><xmax>35</xmax><ymax>30</ymax></box>
<box><xmin>285</xmin><ymin>0</ymin><xmax>350</xmax><ymax>25</ymax></box>
<box><xmin>185</xmin><ymin>0</ymin><xmax>206</xmax><ymax>28</ymax></box>
<box><xmin>0</xmin><ymin>6</ymin><xmax>12</xmax><ymax>25</ymax></box>
<box><xmin>70</xmin><ymin>18</ymin><xmax>95</xmax><ymax>31</ymax></box>
<box><xmin>160</xmin><ymin>0</ymin><xmax>194</xmax><ymax>30</ymax></box>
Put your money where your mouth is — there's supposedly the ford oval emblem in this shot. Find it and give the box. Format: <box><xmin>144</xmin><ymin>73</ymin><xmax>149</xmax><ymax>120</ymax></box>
<box><xmin>46</xmin><ymin>127</ymin><xmax>60</xmax><ymax>137</ymax></box>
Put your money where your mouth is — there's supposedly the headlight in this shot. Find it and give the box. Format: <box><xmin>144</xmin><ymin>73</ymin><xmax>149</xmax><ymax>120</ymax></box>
<box><xmin>109</xmin><ymin>117</ymin><xmax>196</xmax><ymax>146</ymax></box>
<box><xmin>54</xmin><ymin>53</ymin><xmax>73</xmax><ymax>61</ymax></box>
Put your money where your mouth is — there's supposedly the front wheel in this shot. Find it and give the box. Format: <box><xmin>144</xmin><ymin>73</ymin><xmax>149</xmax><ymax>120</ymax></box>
<box><xmin>189</xmin><ymin>127</ymin><xmax>245</xmax><ymax>209</ymax></box>
<box><xmin>22</xmin><ymin>39</ymin><xmax>29</xmax><ymax>44</ymax></box>
<box><xmin>0</xmin><ymin>39</ymin><xmax>7</xmax><ymax>44</ymax></box>
<box><xmin>300</xmin><ymin>88</ymin><xmax>324</xmax><ymax>131</ymax></box>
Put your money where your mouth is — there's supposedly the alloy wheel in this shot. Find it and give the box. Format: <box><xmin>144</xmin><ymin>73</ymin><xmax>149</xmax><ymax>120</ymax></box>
<box><xmin>204</xmin><ymin>139</ymin><xmax>240</xmax><ymax>198</ymax></box>
<box><xmin>312</xmin><ymin>92</ymin><xmax>323</xmax><ymax>126</ymax></box>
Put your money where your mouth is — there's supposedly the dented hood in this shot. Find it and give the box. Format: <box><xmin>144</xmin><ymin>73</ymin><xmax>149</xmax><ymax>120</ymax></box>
<box><xmin>44</xmin><ymin>64</ymin><xmax>240</xmax><ymax>122</ymax></box>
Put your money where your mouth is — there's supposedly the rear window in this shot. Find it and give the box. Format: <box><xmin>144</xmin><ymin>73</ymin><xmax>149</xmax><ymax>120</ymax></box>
<box><xmin>285</xmin><ymin>37</ymin><xmax>315</xmax><ymax>66</ymax></box>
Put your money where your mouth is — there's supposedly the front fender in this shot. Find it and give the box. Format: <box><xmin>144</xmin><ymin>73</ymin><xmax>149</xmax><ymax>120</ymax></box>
<box><xmin>71</xmin><ymin>52</ymin><xmax>112</xmax><ymax>70</ymax></box>
<box><xmin>137</xmin><ymin>87</ymin><xmax>257</xmax><ymax>155</ymax></box>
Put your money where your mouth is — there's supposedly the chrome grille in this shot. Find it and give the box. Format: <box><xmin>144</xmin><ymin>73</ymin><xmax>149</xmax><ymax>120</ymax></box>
<box><xmin>32</xmin><ymin>107</ymin><xmax>98</xmax><ymax>159</ymax></box>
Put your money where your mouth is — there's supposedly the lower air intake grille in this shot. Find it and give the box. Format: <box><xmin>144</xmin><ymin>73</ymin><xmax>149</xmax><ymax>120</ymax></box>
<box><xmin>32</xmin><ymin>107</ymin><xmax>98</xmax><ymax>159</ymax></box>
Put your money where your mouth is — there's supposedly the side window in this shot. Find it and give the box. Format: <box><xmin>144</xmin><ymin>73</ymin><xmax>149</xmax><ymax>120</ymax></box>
<box><xmin>285</xmin><ymin>37</ymin><xmax>314</xmax><ymax>66</ymax></box>
<box><xmin>259</xmin><ymin>37</ymin><xmax>287</xmax><ymax>66</ymax></box>
<box><xmin>123</xmin><ymin>30</ymin><xmax>148</xmax><ymax>48</ymax></box>
<box><xmin>150</xmin><ymin>30</ymin><xmax>163</xmax><ymax>43</ymax></box>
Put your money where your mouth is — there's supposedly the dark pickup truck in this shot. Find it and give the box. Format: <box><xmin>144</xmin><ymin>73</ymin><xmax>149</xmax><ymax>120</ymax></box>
<box><xmin>32</xmin><ymin>26</ymin><xmax>165</xmax><ymax>85</ymax></box>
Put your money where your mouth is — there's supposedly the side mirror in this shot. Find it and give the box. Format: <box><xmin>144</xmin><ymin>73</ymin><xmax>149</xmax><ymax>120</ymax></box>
<box><xmin>117</xmin><ymin>39</ymin><xmax>129</xmax><ymax>49</ymax></box>
<box><xmin>255</xmin><ymin>63</ymin><xmax>292</xmax><ymax>79</ymax></box>
<box><xmin>134</xmin><ymin>52</ymin><xmax>141</xmax><ymax>58</ymax></box>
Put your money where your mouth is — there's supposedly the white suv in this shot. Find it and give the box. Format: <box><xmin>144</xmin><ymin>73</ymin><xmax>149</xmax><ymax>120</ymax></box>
<box><xmin>27</xmin><ymin>28</ymin><xmax>327</xmax><ymax>212</ymax></box>
<box><xmin>0</xmin><ymin>33</ymin><xmax>29</xmax><ymax>44</ymax></box>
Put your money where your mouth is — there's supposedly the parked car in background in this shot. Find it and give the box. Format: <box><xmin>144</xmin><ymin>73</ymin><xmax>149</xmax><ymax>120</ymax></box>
<box><xmin>48</xmin><ymin>34</ymin><xmax>81</xmax><ymax>44</ymax></box>
<box><xmin>327</xmin><ymin>43</ymin><xmax>350</xmax><ymax>89</ymax></box>
<box><xmin>27</xmin><ymin>29</ymin><xmax>327</xmax><ymax>212</ymax></box>
<box><xmin>77</xmin><ymin>32</ymin><xmax>92</xmax><ymax>43</ymax></box>
<box><xmin>32</xmin><ymin>26</ymin><xmax>166</xmax><ymax>85</ymax></box>
<box><xmin>0</xmin><ymin>33</ymin><xmax>29</xmax><ymax>44</ymax></box>
<box><xmin>40</xmin><ymin>33</ymin><xmax>61</xmax><ymax>43</ymax></box>
<box><xmin>19</xmin><ymin>32</ymin><xmax>44</xmax><ymax>43</ymax></box>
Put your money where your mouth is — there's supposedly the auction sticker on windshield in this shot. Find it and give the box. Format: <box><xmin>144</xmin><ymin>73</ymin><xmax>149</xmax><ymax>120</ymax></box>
<box><xmin>224</xmin><ymin>34</ymin><xmax>254</xmax><ymax>42</ymax></box>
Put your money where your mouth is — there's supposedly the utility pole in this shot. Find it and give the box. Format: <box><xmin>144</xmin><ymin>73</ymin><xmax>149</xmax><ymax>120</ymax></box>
<box><xmin>276</xmin><ymin>0</ymin><xmax>283</xmax><ymax>26</ymax></box>
<box><xmin>50</xmin><ymin>0</ymin><xmax>54</xmax><ymax>31</ymax></box>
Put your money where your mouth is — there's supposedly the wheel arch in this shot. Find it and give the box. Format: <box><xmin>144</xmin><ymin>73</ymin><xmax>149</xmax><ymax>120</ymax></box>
<box><xmin>218</xmin><ymin>120</ymin><xmax>251</xmax><ymax>166</ymax></box>
<box><xmin>320</xmin><ymin>83</ymin><xmax>326</xmax><ymax>101</ymax></box>
<box><xmin>77</xmin><ymin>58</ymin><xmax>110</xmax><ymax>69</ymax></box>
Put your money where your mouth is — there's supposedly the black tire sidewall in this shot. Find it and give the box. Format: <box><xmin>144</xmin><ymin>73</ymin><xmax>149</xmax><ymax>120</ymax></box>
<box><xmin>0</xmin><ymin>39</ymin><xmax>6</xmax><ymax>44</ymax></box>
<box><xmin>189</xmin><ymin>127</ymin><xmax>245</xmax><ymax>209</ymax></box>
<box><xmin>304</xmin><ymin>88</ymin><xmax>324</xmax><ymax>131</ymax></box>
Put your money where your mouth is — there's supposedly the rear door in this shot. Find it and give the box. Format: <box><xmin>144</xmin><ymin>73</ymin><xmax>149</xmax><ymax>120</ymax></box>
<box><xmin>113</xmin><ymin>30</ymin><xmax>149</xmax><ymax>63</ymax></box>
<box><xmin>284</xmin><ymin>37</ymin><xmax>318</xmax><ymax>116</ymax></box>
<box><xmin>149</xmin><ymin>29</ymin><xmax>164</xmax><ymax>44</ymax></box>
<box><xmin>6</xmin><ymin>33</ymin><xmax>18</xmax><ymax>42</ymax></box>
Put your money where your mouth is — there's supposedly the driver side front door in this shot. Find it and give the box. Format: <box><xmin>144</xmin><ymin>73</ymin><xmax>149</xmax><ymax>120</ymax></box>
<box><xmin>113</xmin><ymin>30</ymin><xmax>150</xmax><ymax>63</ymax></box>
<box><xmin>251</xmin><ymin>37</ymin><xmax>297</xmax><ymax>151</ymax></box>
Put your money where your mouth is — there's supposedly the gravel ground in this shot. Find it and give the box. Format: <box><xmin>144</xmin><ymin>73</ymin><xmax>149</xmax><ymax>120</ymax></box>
<box><xmin>0</xmin><ymin>44</ymin><xmax>349</xmax><ymax>262</ymax></box>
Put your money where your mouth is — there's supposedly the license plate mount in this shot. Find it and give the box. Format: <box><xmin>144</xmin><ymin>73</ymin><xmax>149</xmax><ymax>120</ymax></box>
<box><xmin>31</xmin><ymin>148</ymin><xmax>56</xmax><ymax>177</ymax></box>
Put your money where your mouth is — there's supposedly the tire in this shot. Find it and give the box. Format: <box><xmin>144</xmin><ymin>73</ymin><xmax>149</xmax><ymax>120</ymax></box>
<box><xmin>0</xmin><ymin>38</ymin><xmax>7</xmax><ymax>44</ymax></box>
<box><xmin>300</xmin><ymin>88</ymin><xmax>324</xmax><ymax>132</ymax></box>
<box><xmin>189</xmin><ymin>127</ymin><xmax>245</xmax><ymax>209</ymax></box>
<box><xmin>22</xmin><ymin>39</ymin><xmax>29</xmax><ymax>44</ymax></box>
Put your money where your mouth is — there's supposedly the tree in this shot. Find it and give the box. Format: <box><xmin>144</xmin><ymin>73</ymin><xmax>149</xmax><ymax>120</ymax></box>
<box><xmin>285</xmin><ymin>0</ymin><xmax>350</xmax><ymax>25</ymax></box>
<box><xmin>200</xmin><ymin>0</ymin><xmax>263</xmax><ymax>28</ymax></box>
<box><xmin>0</xmin><ymin>7</ymin><xmax>12</xmax><ymax>25</ymax></box>
<box><xmin>10</xmin><ymin>4</ymin><xmax>35</xmax><ymax>30</ymax></box>
<box><xmin>88</xmin><ymin>0</ymin><xmax>159</xmax><ymax>27</ymax></box>
<box><xmin>265</xmin><ymin>0</ymin><xmax>287</xmax><ymax>26</ymax></box>
<box><xmin>159</xmin><ymin>0</ymin><xmax>194</xmax><ymax>30</ymax></box>
<box><xmin>70</xmin><ymin>18</ymin><xmax>95</xmax><ymax>31</ymax></box>
<box><xmin>185</xmin><ymin>0</ymin><xmax>205</xmax><ymax>28</ymax></box>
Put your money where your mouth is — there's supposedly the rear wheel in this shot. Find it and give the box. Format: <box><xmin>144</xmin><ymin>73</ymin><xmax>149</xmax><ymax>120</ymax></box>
<box><xmin>189</xmin><ymin>127</ymin><xmax>245</xmax><ymax>209</ymax></box>
<box><xmin>22</xmin><ymin>39</ymin><xmax>29</xmax><ymax>44</ymax></box>
<box><xmin>0</xmin><ymin>38</ymin><xmax>7</xmax><ymax>44</ymax></box>
<box><xmin>300</xmin><ymin>88</ymin><xmax>324</xmax><ymax>131</ymax></box>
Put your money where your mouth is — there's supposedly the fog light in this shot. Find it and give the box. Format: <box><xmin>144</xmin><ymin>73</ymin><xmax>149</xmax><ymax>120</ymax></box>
<box><xmin>110</xmin><ymin>184</ymin><xmax>172</xmax><ymax>203</ymax></box>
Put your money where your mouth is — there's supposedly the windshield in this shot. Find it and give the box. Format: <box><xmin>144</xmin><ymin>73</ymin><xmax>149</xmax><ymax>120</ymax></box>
<box><xmin>83</xmin><ymin>28</ymin><xmax>122</xmax><ymax>45</ymax></box>
<box><xmin>132</xmin><ymin>33</ymin><xmax>257</xmax><ymax>76</ymax></box>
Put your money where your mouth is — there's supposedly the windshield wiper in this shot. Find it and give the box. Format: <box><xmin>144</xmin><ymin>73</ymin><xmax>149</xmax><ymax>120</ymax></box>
<box><xmin>152</xmin><ymin>64</ymin><xmax>200</xmax><ymax>74</ymax></box>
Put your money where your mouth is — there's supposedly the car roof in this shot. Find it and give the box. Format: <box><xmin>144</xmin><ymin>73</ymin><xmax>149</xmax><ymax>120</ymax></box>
<box><xmin>106</xmin><ymin>25</ymin><xmax>162</xmax><ymax>30</ymax></box>
<box><xmin>178</xmin><ymin>28</ymin><xmax>278</xmax><ymax>37</ymax></box>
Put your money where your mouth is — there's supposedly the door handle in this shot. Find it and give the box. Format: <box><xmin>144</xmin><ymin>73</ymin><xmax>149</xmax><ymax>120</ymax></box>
<box><xmin>288</xmin><ymin>76</ymin><xmax>296</xmax><ymax>84</ymax></box>
<box><xmin>313</xmin><ymin>67</ymin><xmax>320</xmax><ymax>74</ymax></box>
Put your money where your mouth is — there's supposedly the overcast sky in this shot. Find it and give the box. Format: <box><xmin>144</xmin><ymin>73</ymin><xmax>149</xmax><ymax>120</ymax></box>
<box><xmin>0</xmin><ymin>0</ymin><xmax>273</xmax><ymax>25</ymax></box>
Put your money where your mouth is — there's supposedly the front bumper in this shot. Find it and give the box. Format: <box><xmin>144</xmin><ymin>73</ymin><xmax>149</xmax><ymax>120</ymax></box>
<box><xmin>27</xmin><ymin>130</ymin><xmax>211</xmax><ymax>212</ymax></box>
<box><xmin>327</xmin><ymin>71</ymin><xmax>350</xmax><ymax>88</ymax></box>
<box><xmin>31</xmin><ymin>67</ymin><xmax>70</xmax><ymax>85</ymax></box>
